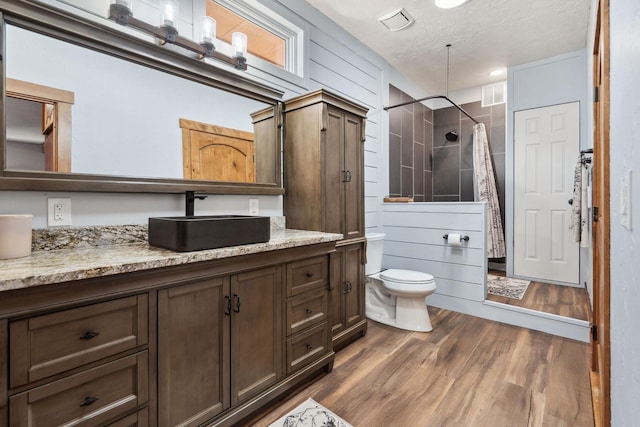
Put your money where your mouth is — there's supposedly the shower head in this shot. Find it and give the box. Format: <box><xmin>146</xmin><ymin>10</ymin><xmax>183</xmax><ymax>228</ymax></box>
<box><xmin>445</xmin><ymin>130</ymin><xmax>458</xmax><ymax>142</ymax></box>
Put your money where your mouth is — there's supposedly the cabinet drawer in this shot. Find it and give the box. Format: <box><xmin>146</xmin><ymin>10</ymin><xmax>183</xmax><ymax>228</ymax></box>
<box><xmin>10</xmin><ymin>295</ymin><xmax>148</xmax><ymax>387</ymax></box>
<box><xmin>10</xmin><ymin>351</ymin><xmax>148</xmax><ymax>427</ymax></box>
<box><xmin>286</xmin><ymin>322</ymin><xmax>329</xmax><ymax>374</ymax></box>
<box><xmin>287</xmin><ymin>289</ymin><xmax>327</xmax><ymax>336</ymax></box>
<box><xmin>286</xmin><ymin>256</ymin><xmax>328</xmax><ymax>297</ymax></box>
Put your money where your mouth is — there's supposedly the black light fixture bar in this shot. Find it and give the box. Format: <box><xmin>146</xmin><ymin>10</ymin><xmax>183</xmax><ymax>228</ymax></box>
<box><xmin>108</xmin><ymin>3</ymin><xmax>247</xmax><ymax>70</ymax></box>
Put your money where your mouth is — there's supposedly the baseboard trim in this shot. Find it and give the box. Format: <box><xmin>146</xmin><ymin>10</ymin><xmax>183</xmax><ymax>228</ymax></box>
<box><xmin>427</xmin><ymin>294</ymin><xmax>590</xmax><ymax>342</ymax></box>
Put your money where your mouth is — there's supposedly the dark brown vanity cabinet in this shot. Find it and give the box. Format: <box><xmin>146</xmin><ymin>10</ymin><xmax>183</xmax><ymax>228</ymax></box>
<box><xmin>6</xmin><ymin>295</ymin><xmax>149</xmax><ymax>427</ymax></box>
<box><xmin>283</xmin><ymin>89</ymin><xmax>367</xmax><ymax>241</ymax></box>
<box><xmin>329</xmin><ymin>242</ymin><xmax>366</xmax><ymax>349</ymax></box>
<box><xmin>158</xmin><ymin>266</ymin><xmax>283</xmax><ymax>427</ymax></box>
<box><xmin>284</xmin><ymin>89</ymin><xmax>368</xmax><ymax>348</ymax></box>
<box><xmin>0</xmin><ymin>242</ymin><xmax>336</xmax><ymax>427</ymax></box>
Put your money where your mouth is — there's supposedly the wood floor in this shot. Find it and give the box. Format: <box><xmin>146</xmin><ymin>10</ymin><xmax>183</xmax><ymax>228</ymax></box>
<box><xmin>486</xmin><ymin>272</ymin><xmax>590</xmax><ymax>321</ymax></box>
<box><xmin>250</xmin><ymin>309</ymin><xmax>594</xmax><ymax>427</ymax></box>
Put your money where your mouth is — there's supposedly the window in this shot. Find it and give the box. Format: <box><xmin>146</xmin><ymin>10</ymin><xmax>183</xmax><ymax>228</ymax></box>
<box><xmin>481</xmin><ymin>81</ymin><xmax>507</xmax><ymax>107</ymax></box>
<box><xmin>207</xmin><ymin>0</ymin><xmax>302</xmax><ymax>76</ymax></box>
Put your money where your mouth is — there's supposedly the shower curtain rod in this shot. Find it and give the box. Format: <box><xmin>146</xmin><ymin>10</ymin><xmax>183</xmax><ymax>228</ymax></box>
<box><xmin>383</xmin><ymin>95</ymin><xmax>480</xmax><ymax>124</ymax></box>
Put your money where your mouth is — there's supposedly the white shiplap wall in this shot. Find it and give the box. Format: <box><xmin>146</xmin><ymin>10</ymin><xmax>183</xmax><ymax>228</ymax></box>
<box><xmin>381</xmin><ymin>202</ymin><xmax>589</xmax><ymax>342</ymax></box>
<box><xmin>382</xmin><ymin>202</ymin><xmax>487</xmax><ymax>302</ymax></box>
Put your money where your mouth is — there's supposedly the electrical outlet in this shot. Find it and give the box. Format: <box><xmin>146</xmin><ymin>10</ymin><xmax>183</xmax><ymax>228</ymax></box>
<box><xmin>249</xmin><ymin>198</ymin><xmax>259</xmax><ymax>215</ymax></box>
<box><xmin>48</xmin><ymin>198</ymin><xmax>72</xmax><ymax>226</ymax></box>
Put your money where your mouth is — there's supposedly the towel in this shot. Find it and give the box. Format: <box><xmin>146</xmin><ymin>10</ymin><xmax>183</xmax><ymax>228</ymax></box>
<box><xmin>580</xmin><ymin>163</ymin><xmax>589</xmax><ymax>247</ymax></box>
<box><xmin>570</xmin><ymin>160</ymin><xmax>582</xmax><ymax>242</ymax></box>
<box><xmin>569</xmin><ymin>159</ymin><xmax>590</xmax><ymax>247</ymax></box>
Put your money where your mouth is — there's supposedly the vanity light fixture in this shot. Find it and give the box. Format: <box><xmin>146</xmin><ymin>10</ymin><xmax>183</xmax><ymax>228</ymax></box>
<box><xmin>108</xmin><ymin>1</ymin><xmax>247</xmax><ymax>70</ymax></box>
<box><xmin>434</xmin><ymin>0</ymin><xmax>470</xmax><ymax>9</ymax></box>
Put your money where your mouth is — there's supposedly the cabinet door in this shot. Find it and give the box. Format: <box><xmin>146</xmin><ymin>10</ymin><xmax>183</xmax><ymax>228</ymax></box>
<box><xmin>343</xmin><ymin>242</ymin><xmax>365</xmax><ymax>329</ymax></box>
<box><xmin>343</xmin><ymin>112</ymin><xmax>364</xmax><ymax>240</ymax></box>
<box><xmin>323</xmin><ymin>106</ymin><xmax>345</xmax><ymax>235</ymax></box>
<box><xmin>230</xmin><ymin>266</ymin><xmax>283</xmax><ymax>405</ymax></box>
<box><xmin>328</xmin><ymin>248</ymin><xmax>345</xmax><ymax>338</ymax></box>
<box><xmin>158</xmin><ymin>278</ymin><xmax>230</xmax><ymax>427</ymax></box>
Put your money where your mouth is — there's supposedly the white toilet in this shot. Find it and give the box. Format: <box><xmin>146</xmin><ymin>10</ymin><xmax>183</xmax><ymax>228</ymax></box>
<box><xmin>365</xmin><ymin>233</ymin><xmax>437</xmax><ymax>332</ymax></box>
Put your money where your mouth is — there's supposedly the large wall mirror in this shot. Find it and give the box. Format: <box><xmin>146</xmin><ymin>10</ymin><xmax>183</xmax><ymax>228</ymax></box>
<box><xmin>0</xmin><ymin>0</ymin><xmax>284</xmax><ymax>194</ymax></box>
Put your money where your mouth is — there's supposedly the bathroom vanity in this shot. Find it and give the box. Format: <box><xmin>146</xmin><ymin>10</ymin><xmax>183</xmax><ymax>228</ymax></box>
<box><xmin>0</xmin><ymin>228</ymin><xmax>341</xmax><ymax>427</ymax></box>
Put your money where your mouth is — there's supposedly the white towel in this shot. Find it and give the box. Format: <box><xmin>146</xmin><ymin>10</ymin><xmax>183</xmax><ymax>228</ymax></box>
<box><xmin>570</xmin><ymin>160</ymin><xmax>582</xmax><ymax>242</ymax></box>
<box><xmin>569</xmin><ymin>159</ymin><xmax>590</xmax><ymax>247</ymax></box>
<box><xmin>580</xmin><ymin>164</ymin><xmax>590</xmax><ymax>247</ymax></box>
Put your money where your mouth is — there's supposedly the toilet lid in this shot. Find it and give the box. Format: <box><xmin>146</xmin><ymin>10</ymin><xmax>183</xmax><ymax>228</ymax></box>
<box><xmin>380</xmin><ymin>269</ymin><xmax>434</xmax><ymax>284</ymax></box>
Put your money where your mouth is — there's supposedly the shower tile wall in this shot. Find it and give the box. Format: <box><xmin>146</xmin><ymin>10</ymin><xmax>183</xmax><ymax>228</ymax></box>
<box><xmin>388</xmin><ymin>85</ymin><xmax>433</xmax><ymax>202</ymax></box>
<box><xmin>388</xmin><ymin>85</ymin><xmax>506</xmax><ymax>227</ymax></box>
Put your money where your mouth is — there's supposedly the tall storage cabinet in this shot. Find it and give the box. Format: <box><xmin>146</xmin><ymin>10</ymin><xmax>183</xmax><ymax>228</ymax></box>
<box><xmin>284</xmin><ymin>89</ymin><xmax>368</xmax><ymax>349</ymax></box>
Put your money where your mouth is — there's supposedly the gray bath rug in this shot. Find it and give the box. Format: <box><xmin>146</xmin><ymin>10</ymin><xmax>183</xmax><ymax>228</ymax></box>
<box><xmin>268</xmin><ymin>398</ymin><xmax>353</xmax><ymax>427</ymax></box>
<box><xmin>487</xmin><ymin>274</ymin><xmax>531</xmax><ymax>300</ymax></box>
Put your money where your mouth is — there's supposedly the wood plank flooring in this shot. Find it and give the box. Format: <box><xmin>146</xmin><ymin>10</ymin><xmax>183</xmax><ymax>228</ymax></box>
<box><xmin>250</xmin><ymin>310</ymin><xmax>593</xmax><ymax>427</ymax></box>
<box><xmin>486</xmin><ymin>272</ymin><xmax>590</xmax><ymax>321</ymax></box>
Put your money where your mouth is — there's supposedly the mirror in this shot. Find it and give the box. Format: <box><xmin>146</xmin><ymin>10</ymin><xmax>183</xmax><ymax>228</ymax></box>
<box><xmin>0</xmin><ymin>0</ymin><xmax>284</xmax><ymax>194</ymax></box>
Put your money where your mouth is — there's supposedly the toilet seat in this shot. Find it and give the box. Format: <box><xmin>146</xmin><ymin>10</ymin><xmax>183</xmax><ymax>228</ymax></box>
<box><xmin>380</xmin><ymin>269</ymin><xmax>433</xmax><ymax>284</ymax></box>
<box><xmin>379</xmin><ymin>269</ymin><xmax>436</xmax><ymax>296</ymax></box>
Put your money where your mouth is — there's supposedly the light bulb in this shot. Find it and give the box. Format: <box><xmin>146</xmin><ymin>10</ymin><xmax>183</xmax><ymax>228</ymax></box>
<box><xmin>200</xmin><ymin>16</ymin><xmax>216</xmax><ymax>44</ymax></box>
<box><xmin>232</xmin><ymin>32</ymin><xmax>247</xmax><ymax>58</ymax></box>
<box><xmin>161</xmin><ymin>0</ymin><xmax>178</xmax><ymax>27</ymax></box>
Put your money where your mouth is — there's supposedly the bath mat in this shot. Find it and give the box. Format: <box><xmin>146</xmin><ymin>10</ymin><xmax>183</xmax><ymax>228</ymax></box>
<box><xmin>268</xmin><ymin>398</ymin><xmax>353</xmax><ymax>427</ymax></box>
<box><xmin>487</xmin><ymin>274</ymin><xmax>531</xmax><ymax>300</ymax></box>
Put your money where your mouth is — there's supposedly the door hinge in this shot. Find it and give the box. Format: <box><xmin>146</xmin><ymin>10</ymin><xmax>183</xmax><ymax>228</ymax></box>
<box><xmin>594</xmin><ymin>86</ymin><xmax>599</xmax><ymax>103</ymax></box>
<box><xmin>591</xmin><ymin>324</ymin><xmax>598</xmax><ymax>341</ymax></box>
<box><xmin>593</xmin><ymin>206</ymin><xmax>599</xmax><ymax>222</ymax></box>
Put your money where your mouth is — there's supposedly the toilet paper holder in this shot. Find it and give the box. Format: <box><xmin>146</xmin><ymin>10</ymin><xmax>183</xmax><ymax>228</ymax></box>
<box><xmin>443</xmin><ymin>234</ymin><xmax>469</xmax><ymax>241</ymax></box>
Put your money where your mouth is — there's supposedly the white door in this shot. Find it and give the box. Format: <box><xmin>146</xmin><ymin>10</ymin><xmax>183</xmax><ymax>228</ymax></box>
<box><xmin>514</xmin><ymin>102</ymin><xmax>580</xmax><ymax>284</ymax></box>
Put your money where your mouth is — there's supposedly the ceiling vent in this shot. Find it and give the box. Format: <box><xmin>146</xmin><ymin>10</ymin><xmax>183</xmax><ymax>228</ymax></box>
<box><xmin>378</xmin><ymin>8</ymin><xmax>414</xmax><ymax>31</ymax></box>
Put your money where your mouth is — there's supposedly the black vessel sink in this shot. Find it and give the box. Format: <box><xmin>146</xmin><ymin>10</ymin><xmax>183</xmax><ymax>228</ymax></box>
<box><xmin>148</xmin><ymin>215</ymin><xmax>270</xmax><ymax>252</ymax></box>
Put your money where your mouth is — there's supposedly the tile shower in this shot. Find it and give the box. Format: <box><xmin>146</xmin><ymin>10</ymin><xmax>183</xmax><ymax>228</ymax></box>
<box><xmin>388</xmin><ymin>85</ymin><xmax>506</xmax><ymax>228</ymax></box>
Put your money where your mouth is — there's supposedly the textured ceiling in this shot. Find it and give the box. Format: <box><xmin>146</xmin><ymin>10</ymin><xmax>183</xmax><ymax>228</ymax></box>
<box><xmin>303</xmin><ymin>0</ymin><xmax>591</xmax><ymax>95</ymax></box>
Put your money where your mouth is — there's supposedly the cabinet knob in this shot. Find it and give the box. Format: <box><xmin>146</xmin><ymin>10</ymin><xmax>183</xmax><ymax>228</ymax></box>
<box><xmin>306</xmin><ymin>344</ymin><xmax>313</xmax><ymax>351</ymax></box>
<box><xmin>306</xmin><ymin>308</ymin><xmax>313</xmax><ymax>315</ymax></box>
<box><xmin>305</xmin><ymin>272</ymin><xmax>314</xmax><ymax>278</ymax></box>
<box><xmin>80</xmin><ymin>396</ymin><xmax>100</xmax><ymax>407</ymax></box>
<box><xmin>79</xmin><ymin>331</ymin><xmax>100</xmax><ymax>340</ymax></box>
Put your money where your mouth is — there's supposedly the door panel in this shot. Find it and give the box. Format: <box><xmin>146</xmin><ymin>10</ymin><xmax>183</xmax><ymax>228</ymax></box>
<box><xmin>323</xmin><ymin>107</ymin><xmax>344</xmax><ymax>235</ymax></box>
<box><xmin>514</xmin><ymin>102</ymin><xmax>580</xmax><ymax>284</ymax></box>
<box><xmin>344</xmin><ymin>242</ymin><xmax>364</xmax><ymax>328</ymax></box>
<box><xmin>343</xmin><ymin>113</ymin><xmax>364</xmax><ymax>240</ymax></box>
<box><xmin>230</xmin><ymin>266</ymin><xmax>282</xmax><ymax>405</ymax></box>
<box><xmin>158</xmin><ymin>278</ymin><xmax>229</xmax><ymax>427</ymax></box>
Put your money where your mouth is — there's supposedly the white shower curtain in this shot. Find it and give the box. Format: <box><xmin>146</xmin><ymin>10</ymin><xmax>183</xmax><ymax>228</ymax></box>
<box><xmin>473</xmin><ymin>123</ymin><xmax>506</xmax><ymax>258</ymax></box>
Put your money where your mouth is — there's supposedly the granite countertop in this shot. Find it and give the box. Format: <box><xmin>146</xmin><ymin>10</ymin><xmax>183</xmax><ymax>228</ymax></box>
<box><xmin>0</xmin><ymin>228</ymin><xmax>343</xmax><ymax>292</ymax></box>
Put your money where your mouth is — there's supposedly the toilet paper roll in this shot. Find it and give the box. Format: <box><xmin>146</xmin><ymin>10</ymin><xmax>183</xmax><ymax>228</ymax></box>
<box><xmin>447</xmin><ymin>233</ymin><xmax>462</xmax><ymax>247</ymax></box>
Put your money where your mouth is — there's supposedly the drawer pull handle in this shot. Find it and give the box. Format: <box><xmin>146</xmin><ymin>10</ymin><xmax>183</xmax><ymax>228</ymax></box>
<box><xmin>80</xmin><ymin>396</ymin><xmax>100</xmax><ymax>407</ymax></box>
<box><xmin>306</xmin><ymin>344</ymin><xmax>313</xmax><ymax>351</ymax></box>
<box><xmin>305</xmin><ymin>272</ymin><xmax>314</xmax><ymax>278</ymax></box>
<box><xmin>306</xmin><ymin>308</ymin><xmax>313</xmax><ymax>315</ymax></box>
<box><xmin>224</xmin><ymin>296</ymin><xmax>231</xmax><ymax>316</ymax></box>
<box><xmin>79</xmin><ymin>331</ymin><xmax>100</xmax><ymax>340</ymax></box>
<box><xmin>233</xmin><ymin>294</ymin><xmax>241</xmax><ymax>313</ymax></box>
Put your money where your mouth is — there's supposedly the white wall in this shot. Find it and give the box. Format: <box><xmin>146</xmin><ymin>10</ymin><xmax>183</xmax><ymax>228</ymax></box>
<box><xmin>608</xmin><ymin>0</ymin><xmax>640</xmax><ymax>424</ymax></box>
<box><xmin>506</xmin><ymin>49</ymin><xmax>591</xmax><ymax>293</ymax></box>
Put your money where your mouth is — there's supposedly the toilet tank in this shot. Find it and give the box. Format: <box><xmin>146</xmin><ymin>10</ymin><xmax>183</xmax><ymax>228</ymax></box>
<box><xmin>365</xmin><ymin>233</ymin><xmax>385</xmax><ymax>275</ymax></box>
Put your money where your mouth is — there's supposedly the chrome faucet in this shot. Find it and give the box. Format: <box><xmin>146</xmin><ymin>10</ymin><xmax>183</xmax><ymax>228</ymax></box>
<box><xmin>185</xmin><ymin>191</ymin><xmax>207</xmax><ymax>216</ymax></box>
